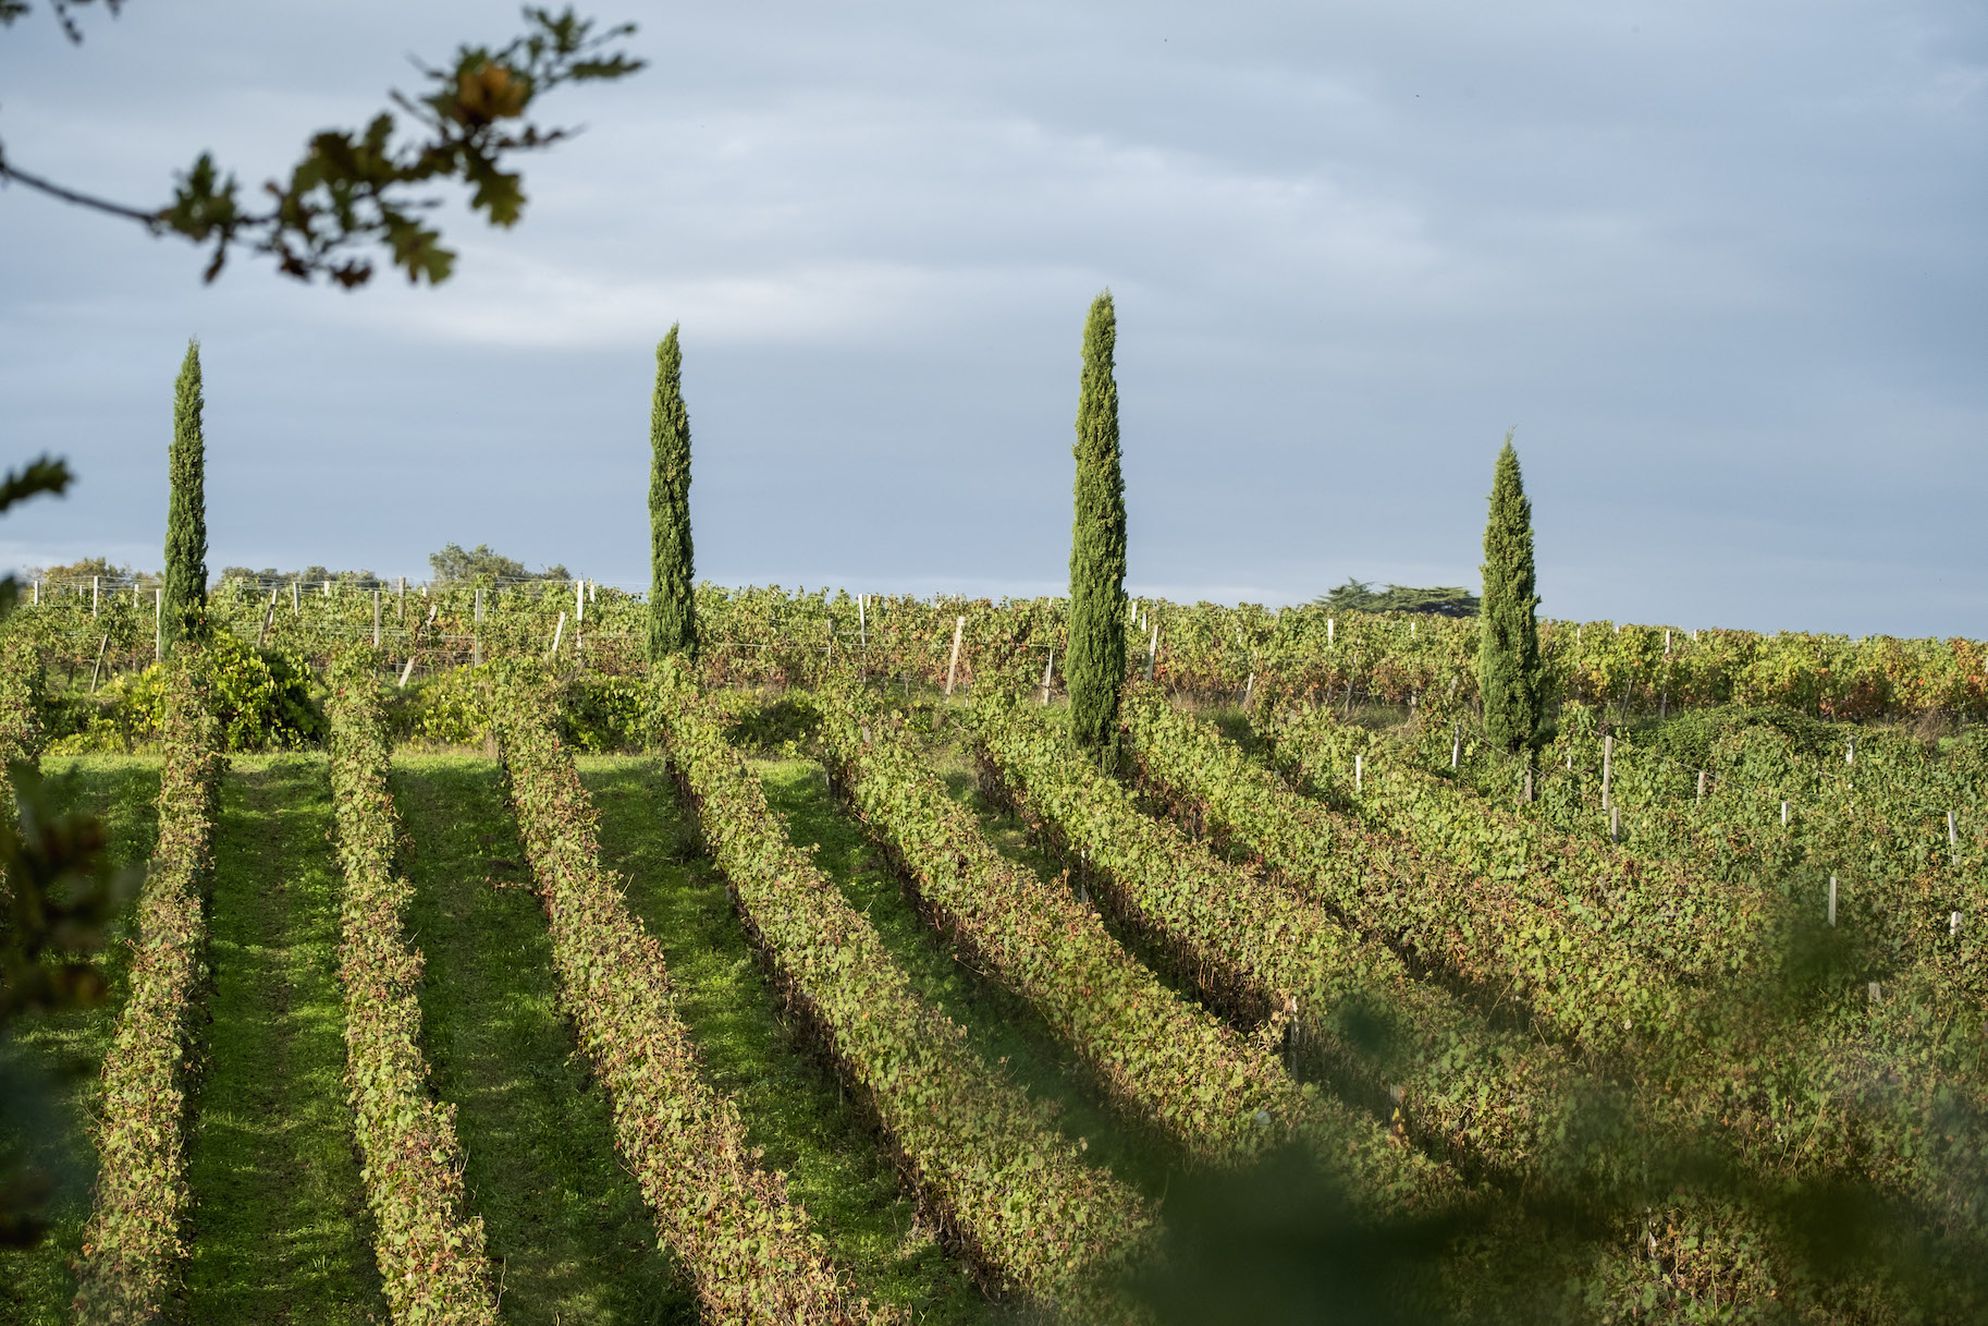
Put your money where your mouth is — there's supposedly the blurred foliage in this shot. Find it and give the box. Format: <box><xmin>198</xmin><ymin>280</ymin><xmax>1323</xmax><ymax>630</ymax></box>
<box><xmin>0</xmin><ymin>5</ymin><xmax>645</xmax><ymax>286</ymax></box>
<box><xmin>0</xmin><ymin>453</ymin><xmax>132</xmax><ymax>1250</ymax></box>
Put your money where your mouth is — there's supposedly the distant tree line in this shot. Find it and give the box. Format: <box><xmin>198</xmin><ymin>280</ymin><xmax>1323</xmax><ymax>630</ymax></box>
<box><xmin>1314</xmin><ymin>579</ymin><xmax>1480</xmax><ymax>618</ymax></box>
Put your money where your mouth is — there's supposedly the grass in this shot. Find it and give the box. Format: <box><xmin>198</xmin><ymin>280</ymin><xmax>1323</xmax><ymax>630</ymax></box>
<box><xmin>0</xmin><ymin>757</ymin><xmax>160</xmax><ymax>1326</ymax></box>
<box><xmin>578</xmin><ymin>755</ymin><xmax>993</xmax><ymax>1322</ymax></box>
<box><xmin>391</xmin><ymin>754</ymin><xmax>696</xmax><ymax>1326</ymax></box>
<box><xmin>181</xmin><ymin>754</ymin><xmax>384</xmax><ymax>1324</ymax></box>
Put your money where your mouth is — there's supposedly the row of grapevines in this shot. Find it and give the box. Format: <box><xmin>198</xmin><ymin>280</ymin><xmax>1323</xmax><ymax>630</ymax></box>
<box><xmin>959</xmin><ymin>690</ymin><xmax>1633</xmax><ymax>1190</ymax></box>
<box><xmin>809</xmin><ymin>678</ymin><xmax>1445</xmax><ymax>1202</ymax></box>
<box><xmin>966</xmin><ymin>693</ymin><xmax>1972</xmax><ymax>1319</ymax></box>
<box><xmin>1188</xmin><ymin>696</ymin><xmax>1988</xmax><ymax>1249</ymax></box>
<box><xmin>25</xmin><ymin>577</ymin><xmax>1985</xmax><ymax>720</ymax></box>
<box><xmin>486</xmin><ymin>662</ymin><xmax>881</xmax><ymax>1323</ymax></box>
<box><xmin>324</xmin><ymin>651</ymin><xmax>499</xmax><ymax>1323</ymax></box>
<box><xmin>1482</xmin><ymin>705</ymin><xmax>1988</xmax><ymax>979</ymax></box>
<box><xmin>71</xmin><ymin>653</ymin><xmax>224</xmax><ymax>1324</ymax></box>
<box><xmin>648</xmin><ymin>660</ymin><xmax>1154</xmax><ymax>1319</ymax></box>
<box><xmin>1250</xmin><ymin>696</ymin><xmax>1786</xmax><ymax>1015</ymax></box>
<box><xmin>1430</xmin><ymin>705</ymin><xmax>1988</xmax><ymax>1106</ymax></box>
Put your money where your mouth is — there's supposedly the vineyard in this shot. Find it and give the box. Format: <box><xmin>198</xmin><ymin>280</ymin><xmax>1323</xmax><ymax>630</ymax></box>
<box><xmin>16</xmin><ymin>575</ymin><xmax>1988</xmax><ymax>728</ymax></box>
<box><xmin>2</xmin><ymin>603</ymin><xmax>1986</xmax><ymax>1325</ymax></box>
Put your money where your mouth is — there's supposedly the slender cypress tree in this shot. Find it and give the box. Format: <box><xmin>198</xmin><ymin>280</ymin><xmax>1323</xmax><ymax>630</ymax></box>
<box><xmin>1478</xmin><ymin>432</ymin><xmax>1546</xmax><ymax>751</ymax></box>
<box><xmin>161</xmin><ymin>339</ymin><xmax>208</xmax><ymax>658</ymax></box>
<box><xmin>647</xmin><ymin>323</ymin><xmax>696</xmax><ymax>663</ymax></box>
<box><xmin>1066</xmin><ymin>292</ymin><xmax>1127</xmax><ymax>759</ymax></box>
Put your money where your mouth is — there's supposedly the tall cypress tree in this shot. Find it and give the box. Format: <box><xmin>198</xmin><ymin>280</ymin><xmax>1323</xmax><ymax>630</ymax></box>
<box><xmin>1478</xmin><ymin>432</ymin><xmax>1546</xmax><ymax>751</ymax></box>
<box><xmin>161</xmin><ymin>339</ymin><xmax>208</xmax><ymax>658</ymax></box>
<box><xmin>647</xmin><ymin>323</ymin><xmax>696</xmax><ymax>663</ymax></box>
<box><xmin>1066</xmin><ymin>291</ymin><xmax>1127</xmax><ymax>758</ymax></box>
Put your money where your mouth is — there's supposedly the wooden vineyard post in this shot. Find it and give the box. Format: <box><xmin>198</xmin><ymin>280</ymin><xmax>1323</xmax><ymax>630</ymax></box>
<box><xmin>1827</xmin><ymin>874</ymin><xmax>1837</xmax><ymax>927</ymax></box>
<box><xmin>472</xmin><ymin>588</ymin><xmax>484</xmax><ymax>668</ymax></box>
<box><xmin>1847</xmin><ymin>737</ymin><xmax>1856</xmax><ymax>766</ymax></box>
<box><xmin>292</xmin><ymin>579</ymin><xmax>301</xmax><ymax>613</ymax></box>
<box><xmin>372</xmin><ymin>589</ymin><xmax>382</xmax><ymax>648</ymax></box>
<box><xmin>945</xmin><ymin>615</ymin><xmax>965</xmax><ymax>697</ymax></box>
<box><xmin>90</xmin><ymin>574</ymin><xmax>99</xmax><ymax>617</ymax></box>
<box><xmin>575</xmin><ymin>578</ymin><xmax>585</xmax><ymax>624</ymax></box>
<box><xmin>1696</xmin><ymin>769</ymin><xmax>1707</xmax><ymax>802</ymax></box>
<box><xmin>550</xmin><ymin>611</ymin><xmax>567</xmax><ymax>658</ymax></box>
<box><xmin>857</xmin><ymin>594</ymin><xmax>867</xmax><ymax>649</ymax></box>
<box><xmin>1327</xmin><ymin>617</ymin><xmax>1335</xmax><ymax>645</ymax></box>
<box><xmin>1523</xmin><ymin>766</ymin><xmax>1534</xmax><ymax>804</ymax></box>
<box><xmin>1781</xmin><ymin>800</ymin><xmax>1790</xmax><ymax>828</ymax></box>
<box><xmin>153</xmin><ymin>588</ymin><xmax>162</xmax><ymax>661</ymax></box>
<box><xmin>1601</xmin><ymin>734</ymin><xmax>1613</xmax><ymax>812</ymax></box>
<box><xmin>1950</xmin><ymin>811</ymin><xmax>1960</xmax><ymax>863</ymax></box>
<box><xmin>397</xmin><ymin>576</ymin><xmax>406</xmax><ymax>621</ymax></box>
<box><xmin>1039</xmin><ymin>649</ymin><xmax>1054</xmax><ymax>706</ymax></box>
<box><xmin>1242</xmin><ymin>671</ymin><xmax>1255</xmax><ymax>710</ymax></box>
<box><xmin>89</xmin><ymin>633</ymin><xmax>109</xmax><ymax>693</ymax></box>
<box><xmin>1450</xmin><ymin>725</ymin><xmax>1461</xmax><ymax>771</ymax></box>
<box><xmin>257</xmin><ymin>592</ymin><xmax>276</xmax><ymax>648</ymax></box>
<box><xmin>324</xmin><ymin>579</ymin><xmax>332</xmax><ymax>598</ymax></box>
<box><xmin>1353</xmin><ymin>753</ymin><xmax>1363</xmax><ymax>795</ymax></box>
<box><xmin>1146</xmin><ymin>619</ymin><xmax>1159</xmax><ymax>681</ymax></box>
<box><xmin>1610</xmin><ymin>805</ymin><xmax>1621</xmax><ymax>842</ymax></box>
<box><xmin>1952</xmin><ymin>912</ymin><xmax>1963</xmax><ymax>939</ymax></box>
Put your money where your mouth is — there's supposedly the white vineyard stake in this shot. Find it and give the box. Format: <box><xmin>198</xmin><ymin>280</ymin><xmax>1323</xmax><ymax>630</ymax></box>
<box><xmin>945</xmin><ymin>614</ymin><xmax>965</xmax><ymax>696</ymax></box>
<box><xmin>1827</xmin><ymin>874</ymin><xmax>1837</xmax><ymax>927</ymax></box>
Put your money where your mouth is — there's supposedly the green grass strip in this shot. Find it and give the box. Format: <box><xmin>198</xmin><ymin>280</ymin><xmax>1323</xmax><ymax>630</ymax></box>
<box><xmin>581</xmin><ymin>755</ymin><xmax>993</xmax><ymax>1321</ymax></box>
<box><xmin>178</xmin><ymin>754</ymin><xmax>384</xmax><ymax>1324</ymax></box>
<box><xmin>488</xmin><ymin>666</ymin><xmax>882</xmax><ymax>1322</ymax></box>
<box><xmin>391</xmin><ymin>756</ymin><xmax>695</xmax><ymax>1325</ymax></box>
<box><xmin>72</xmin><ymin>656</ymin><xmax>223</xmax><ymax>1324</ymax></box>
<box><xmin>325</xmin><ymin>653</ymin><xmax>498</xmax><ymax>1322</ymax></box>
<box><xmin>648</xmin><ymin>660</ymin><xmax>1155</xmax><ymax>1319</ymax></box>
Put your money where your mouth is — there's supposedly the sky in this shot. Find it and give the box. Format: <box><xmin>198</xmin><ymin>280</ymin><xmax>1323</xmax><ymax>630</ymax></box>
<box><xmin>1</xmin><ymin>1</ymin><xmax>1983</xmax><ymax>635</ymax></box>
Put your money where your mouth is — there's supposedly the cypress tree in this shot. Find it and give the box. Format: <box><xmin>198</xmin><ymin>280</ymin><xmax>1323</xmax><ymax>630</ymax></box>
<box><xmin>647</xmin><ymin>323</ymin><xmax>696</xmax><ymax>663</ymax></box>
<box><xmin>1066</xmin><ymin>291</ymin><xmax>1127</xmax><ymax>759</ymax></box>
<box><xmin>1478</xmin><ymin>432</ymin><xmax>1546</xmax><ymax>751</ymax></box>
<box><xmin>161</xmin><ymin>339</ymin><xmax>208</xmax><ymax>658</ymax></box>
